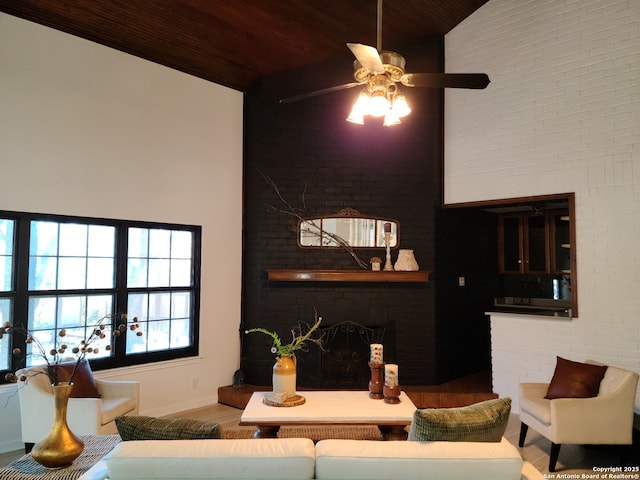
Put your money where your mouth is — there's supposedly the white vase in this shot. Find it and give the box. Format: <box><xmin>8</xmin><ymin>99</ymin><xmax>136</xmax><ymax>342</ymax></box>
<box><xmin>394</xmin><ymin>249</ymin><xmax>419</xmax><ymax>271</ymax></box>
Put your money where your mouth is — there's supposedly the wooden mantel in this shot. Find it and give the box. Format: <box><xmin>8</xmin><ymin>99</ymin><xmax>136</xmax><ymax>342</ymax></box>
<box><xmin>265</xmin><ymin>269</ymin><xmax>430</xmax><ymax>283</ymax></box>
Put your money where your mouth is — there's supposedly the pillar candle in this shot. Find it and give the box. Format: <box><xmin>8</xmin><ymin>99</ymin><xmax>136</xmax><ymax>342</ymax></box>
<box><xmin>385</xmin><ymin>364</ymin><xmax>398</xmax><ymax>386</ymax></box>
<box><xmin>370</xmin><ymin>344</ymin><xmax>383</xmax><ymax>364</ymax></box>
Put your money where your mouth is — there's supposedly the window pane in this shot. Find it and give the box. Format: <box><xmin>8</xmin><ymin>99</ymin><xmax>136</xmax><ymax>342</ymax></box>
<box><xmin>0</xmin><ymin>298</ymin><xmax>12</xmax><ymax>370</ymax></box>
<box><xmin>59</xmin><ymin>224</ymin><xmax>87</xmax><ymax>257</ymax></box>
<box><xmin>28</xmin><ymin>296</ymin><xmax>57</xmax><ymax>330</ymax></box>
<box><xmin>29</xmin><ymin>257</ymin><xmax>58</xmax><ymax>290</ymax></box>
<box><xmin>88</xmin><ymin>225</ymin><xmax>115</xmax><ymax>257</ymax></box>
<box><xmin>148</xmin><ymin>259</ymin><xmax>170</xmax><ymax>287</ymax></box>
<box><xmin>87</xmin><ymin>258</ymin><xmax>114</xmax><ymax>289</ymax></box>
<box><xmin>30</xmin><ymin>221</ymin><xmax>116</xmax><ymax>291</ymax></box>
<box><xmin>149</xmin><ymin>230</ymin><xmax>171</xmax><ymax>258</ymax></box>
<box><xmin>30</xmin><ymin>221</ymin><xmax>58</xmax><ymax>256</ymax></box>
<box><xmin>27</xmin><ymin>294</ymin><xmax>114</xmax><ymax>366</ymax></box>
<box><xmin>149</xmin><ymin>292</ymin><xmax>170</xmax><ymax>320</ymax></box>
<box><xmin>128</xmin><ymin>228</ymin><xmax>148</xmax><ymax>258</ymax></box>
<box><xmin>170</xmin><ymin>259</ymin><xmax>191</xmax><ymax>287</ymax></box>
<box><xmin>57</xmin><ymin>258</ymin><xmax>87</xmax><ymax>289</ymax></box>
<box><xmin>171</xmin><ymin>231</ymin><xmax>192</xmax><ymax>258</ymax></box>
<box><xmin>29</xmin><ymin>256</ymin><xmax>57</xmax><ymax>290</ymax></box>
<box><xmin>126</xmin><ymin>291</ymin><xmax>192</xmax><ymax>354</ymax></box>
<box><xmin>128</xmin><ymin>228</ymin><xmax>193</xmax><ymax>289</ymax></box>
<box><xmin>0</xmin><ymin>219</ymin><xmax>14</xmax><ymax>292</ymax></box>
<box><xmin>171</xmin><ymin>292</ymin><xmax>191</xmax><ymax>319</ymax></box>
<box><xmin>126</xmin><ymin>293</ymin><xmax>148</xmax><ymax>354</ymax></box>
<box><xmin>170</xmin><ymin>318</ymin><xmax>190</xmax><ymax>348</ymax></box>
<box><xmin>127</xmin><ymin>258</ymin><xmax>148</xmax><ymax>288</ymax></box>
<box><xmin>148</xmin><ymin>320</ymin><xmax>171</xmax><ymax>351</ymax></box>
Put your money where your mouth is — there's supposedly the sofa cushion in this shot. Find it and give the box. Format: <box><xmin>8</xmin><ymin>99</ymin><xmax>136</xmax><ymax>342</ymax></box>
<box><xmin>408</xmin><ymin>397</ymin><xmax>511</xmax><ymax>442</ymax></box>
<box><xmin>315</xmin><ymin>438</ymin><xmax>523</xmax><ymax>480</ymax></box>
<box><xmin>544</xmin><ymin>356</ymin><xmax>608</xmax><ymax>399</ymax></box>
<box><xmin>49</xmin><ymin>360</ymin><xmax>100</xmax><ymax>398</ymax></box>
<box><xmin>105</xmin><ymin>438</ymin><xmax>316</xmax><ymax>479</ymax></box>
<box><xmin>115</xmin><ymin>415</ymin><xmax>222</xmax><ymax>441</ymax></box>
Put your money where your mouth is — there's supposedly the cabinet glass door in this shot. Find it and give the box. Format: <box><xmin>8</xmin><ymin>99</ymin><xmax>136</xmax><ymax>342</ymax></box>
<box><xmin>500</xmin><ymin>216</ymin><xmax>522</xmax><ymax>273</ymax></box>
<box><xmin>525</xmin><ymin>215</ymin><xmax>548</xmax><ymax>273</ymax></box>
<box><xmin>552</xmin><ymin>213</ymin><xmax>571</xmax><ymax>274</ymax></box>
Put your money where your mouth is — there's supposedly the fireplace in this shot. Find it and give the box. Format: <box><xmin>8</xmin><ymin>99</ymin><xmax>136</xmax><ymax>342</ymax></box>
<box><xmin>296</xmin><ymin>321</ymin><xmax>395</xmax><ymax>389</ymax></box>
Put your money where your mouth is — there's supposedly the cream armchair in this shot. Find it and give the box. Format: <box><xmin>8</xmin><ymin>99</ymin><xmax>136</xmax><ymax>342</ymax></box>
<box><xmin>16</xmin><ymin>365</ymin><xmax>139</xmax><ymax>452</ymax></box>
<box><xmin>518</xmin><ymin>360</ymin><xmax>638</xmax><ymax>472</ymax></box>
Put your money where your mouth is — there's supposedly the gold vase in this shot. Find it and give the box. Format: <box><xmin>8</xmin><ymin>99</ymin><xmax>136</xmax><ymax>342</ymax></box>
<box><xmin>272</xmin><ymin>354</ymin><xmax>297</xmax><ymax>398</ymax></box>
<box><xmin>31</xmin><ymin>382</ymin><xmax>85</xmax><ymax>469</ymax></box>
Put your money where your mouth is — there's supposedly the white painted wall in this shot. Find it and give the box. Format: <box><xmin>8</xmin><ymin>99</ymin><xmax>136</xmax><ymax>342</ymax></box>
<box><xmin>445</xmin><ymin>0</ymin><xmax>640</xmax><ymax>412</ymax></box>
<box><xmin>0</xmin><ymin>13</ymin><xmax>243</xmax><ymax>452</ymax></box>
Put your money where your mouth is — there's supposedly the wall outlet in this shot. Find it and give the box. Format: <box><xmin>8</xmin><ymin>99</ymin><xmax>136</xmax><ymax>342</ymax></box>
<box><xmin>458</xmin><ymin>276</ymin><xmax>465</xmax><ymax>287</ymax></box>
<box><xmin>191</xmin><ymin>377</ymin><xmax>199</xmax><ymax>389</ymax></box>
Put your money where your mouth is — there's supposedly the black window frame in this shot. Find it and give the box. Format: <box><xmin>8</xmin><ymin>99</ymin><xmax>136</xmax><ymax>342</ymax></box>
<box><xmin>0</xmin><ymin>210</ymin><xmax>201</xmax><ymax>384</ymax></box>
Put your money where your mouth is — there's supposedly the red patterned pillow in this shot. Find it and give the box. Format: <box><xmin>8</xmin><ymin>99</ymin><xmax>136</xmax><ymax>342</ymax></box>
<box><xmin>544</xmin><ymin>357</ymin><xmax>607</xmax><ymax>399</ymax></box>
<box><xmin>49</xmin><ymin>360</ymin><xmax>101</xmax><ymax>398</ymax></box>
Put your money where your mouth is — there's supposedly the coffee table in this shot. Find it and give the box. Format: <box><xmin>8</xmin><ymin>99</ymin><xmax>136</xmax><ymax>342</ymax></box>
<box><xmin>239</xmin><ymin>390</ymin><xmax>416</xmax><ymax>440</ymax></box>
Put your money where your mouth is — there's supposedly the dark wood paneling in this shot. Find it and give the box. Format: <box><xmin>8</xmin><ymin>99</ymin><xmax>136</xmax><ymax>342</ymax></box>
<box><xmin>0</xmin><ymin>0</ymin><xmax>488</xmax><ymax>91</ymax></box>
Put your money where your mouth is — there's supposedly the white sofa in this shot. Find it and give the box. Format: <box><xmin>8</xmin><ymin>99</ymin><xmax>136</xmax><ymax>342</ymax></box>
<box><xmin>79</xmin><ymin>437</ymin><xmax>544</xmax><ymax>480</ymax></box>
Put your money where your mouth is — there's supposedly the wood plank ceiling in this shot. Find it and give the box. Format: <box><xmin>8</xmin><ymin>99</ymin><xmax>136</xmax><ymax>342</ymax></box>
<box><xmin>0</xmin><ymin>0</ymin><xmax>488</xmax><ymax>92</ymax></box>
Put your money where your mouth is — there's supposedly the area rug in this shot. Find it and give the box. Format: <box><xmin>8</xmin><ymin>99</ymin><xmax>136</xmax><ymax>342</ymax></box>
<box><xmin>0</xmin><ymin>435</ymin><xmax>120</xmax><ymax>480</ymax></box>
<box><xmin>223</xmin><ymin>425</ymin><xmax>384</xmax><ymax>441</ymax></box>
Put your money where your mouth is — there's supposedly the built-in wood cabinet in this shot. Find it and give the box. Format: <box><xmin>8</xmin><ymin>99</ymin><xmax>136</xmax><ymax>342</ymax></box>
<box><xmin>498</xmin><ymin>210</ymin><xmax>570</xmax><ymax>275</ymax></box>
<box><xmin>498</xmin><ymin>213</ymin><xmax>550</xmax><ymax>274</ymax></box>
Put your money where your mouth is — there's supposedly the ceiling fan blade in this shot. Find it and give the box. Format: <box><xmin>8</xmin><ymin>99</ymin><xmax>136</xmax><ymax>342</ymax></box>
<box><xmin>347</xmin><ymin>43</ymin><xmax>385</xmax><ymax>74</ymax></box>
<box><xmin>401</xmin><ymin>73</ymin><xmax>490</xmax><ymax>89</ymax></box>
<box><xmin>279</xmin><ymin>82</ymin><xmax>363</xmax><ymax>104</ymax></box>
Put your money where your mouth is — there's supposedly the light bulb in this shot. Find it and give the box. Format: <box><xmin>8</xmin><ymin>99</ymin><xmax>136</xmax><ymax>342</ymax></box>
<box><xmin>347</xmin><ymin>92</ymin><xmax>369</xmax><ymax>124</ymax></box>
<box><xmin>392</xmin><ymin>94</ymin><xmax>411</xmax><ymax>117</ymax></box>
<box><xmin>383</xmin><ymin>111</ymin><xmax>401</xmax><ymax>126</ymax></box>
<box><xmin>368</xmin><ymin>92</ymin><xmax>390</xmax><ymax>117</ymax></box>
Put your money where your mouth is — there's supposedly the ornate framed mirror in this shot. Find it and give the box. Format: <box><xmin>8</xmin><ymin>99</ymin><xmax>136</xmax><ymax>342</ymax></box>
<box><xmin>297</xmin><ymin>208</ymin><xmax>399</xmax><ymax>249</ymax></box>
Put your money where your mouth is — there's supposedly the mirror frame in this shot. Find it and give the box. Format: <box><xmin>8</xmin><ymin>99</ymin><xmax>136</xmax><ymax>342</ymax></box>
<box><xmin>297</xmin><ymin>208</ymin><xmax>399</xmax><ymax>249</ymax></box>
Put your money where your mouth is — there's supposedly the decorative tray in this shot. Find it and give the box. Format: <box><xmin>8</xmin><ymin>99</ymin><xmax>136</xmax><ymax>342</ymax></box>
<box><xmin>263</xmin><ymin>394</ymin><xmax>306</xmax><ymax>407</ymax></box>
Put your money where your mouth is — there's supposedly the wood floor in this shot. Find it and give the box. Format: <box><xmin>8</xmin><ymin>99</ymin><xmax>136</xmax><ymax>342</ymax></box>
<box><xmin>2</xmin><ymin>402</ymin><xmax>638</xmax><ymax>475</ymax></box>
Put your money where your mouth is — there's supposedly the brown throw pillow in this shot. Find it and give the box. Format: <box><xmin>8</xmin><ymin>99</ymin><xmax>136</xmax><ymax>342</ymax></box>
<box><xmin>544</xmin><ymin>356</ymin><xmax>607</xmax><ymax>399</ymax></box>
<box><xmin>49</xmin><ymin>360</ymin><xmax>101</xmax><ymax>398</ymax></box>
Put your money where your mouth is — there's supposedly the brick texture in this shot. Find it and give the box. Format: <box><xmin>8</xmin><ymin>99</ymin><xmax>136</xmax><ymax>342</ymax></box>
<box><xmin>445</xmin><ymin>0</ymin><xmax>640</xmax><ymax>411</ymax></box>
<box><xmin>241</xmin><ymin>38</ymin><xmax>494</xmax><ymax>387</ymax></box>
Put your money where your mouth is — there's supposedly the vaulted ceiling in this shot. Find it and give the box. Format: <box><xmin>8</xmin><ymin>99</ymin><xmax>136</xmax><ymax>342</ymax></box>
<box><xmin>0</xmin><ymin>0</ymin><xmax>488</xmax><ymax>92</ymax></box>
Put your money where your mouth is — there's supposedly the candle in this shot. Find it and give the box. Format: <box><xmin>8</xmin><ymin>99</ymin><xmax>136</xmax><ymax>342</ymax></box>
<box><xmin>384</xmin><ymin>222</ymin><xmax>391</xmax><ymax>233</ymax></box>
<box><xmin>370</xmin><ymin>344</ymin><xmax>383</xmax><ymax>364</ymax></box>
<box><xmin>385</xmin><ymin>364</ymin><xmax>398</xmax><ymax>386</ymax></box>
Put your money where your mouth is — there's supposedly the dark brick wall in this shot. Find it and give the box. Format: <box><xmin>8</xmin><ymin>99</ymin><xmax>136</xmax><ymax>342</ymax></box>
<box><xmin>240</xmin><ymin>36</ymin><xmax>493</xmax><ymax>387</ymax></box>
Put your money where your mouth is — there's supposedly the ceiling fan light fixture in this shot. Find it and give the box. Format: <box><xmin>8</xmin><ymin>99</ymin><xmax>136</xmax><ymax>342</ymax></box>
<box><xmin>391</xmin><ymin>93</ymin><xmax>411</xmax><ymax>118</ymax></box>
<box><xmin>368</xmin><ymin>90</ymin><xmax>389</xmax><ymax>117</ymax></box>
<box><xmin>346</xmin><ymin>91</ymin><xmax>368</xmax><ymax>124</ymax></box>
<box><xmin>383</xmin><ymin>110</ymin><xmax>401</xmax><ymax>126</ymax></box>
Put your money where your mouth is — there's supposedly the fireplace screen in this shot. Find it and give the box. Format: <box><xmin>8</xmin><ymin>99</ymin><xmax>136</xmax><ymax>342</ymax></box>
<box><xmin>296</xmin><ymin>321</ymin><xmax>391</xmax><ymax>389</ymax></box>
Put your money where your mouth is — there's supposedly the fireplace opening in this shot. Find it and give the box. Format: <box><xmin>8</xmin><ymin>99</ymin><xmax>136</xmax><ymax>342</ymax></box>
<box><xmin>296</xmin><ymin>321</ymin><xmax>394</xmax><ymax>389</ymax></box>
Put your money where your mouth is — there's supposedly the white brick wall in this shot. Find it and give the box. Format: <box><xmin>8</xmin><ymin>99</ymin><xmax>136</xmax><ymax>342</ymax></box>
<box><xmin>445</xmin><ymin>0</ymin><xmax>640</xmax><ymax>411</ymax></box>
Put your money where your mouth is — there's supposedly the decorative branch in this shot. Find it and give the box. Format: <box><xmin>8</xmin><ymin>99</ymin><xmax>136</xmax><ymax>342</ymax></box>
<box><xmin>260</xmin><ymin>170</ymin><xmax>368</xmax><ymax>269</ymax></box>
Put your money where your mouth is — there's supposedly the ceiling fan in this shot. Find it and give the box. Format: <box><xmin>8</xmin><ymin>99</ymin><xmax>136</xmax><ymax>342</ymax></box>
<box><xmin>280</xmin><ymin>0</ymin><xmax>490</xmax><ymax>126</ymax></box>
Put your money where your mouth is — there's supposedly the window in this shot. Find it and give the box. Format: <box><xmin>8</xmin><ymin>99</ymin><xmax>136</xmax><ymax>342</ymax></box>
<box><xmin>0</xmin><ymin>211</ymin><xmax>201</xmax><ymax>383</ymax></box>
